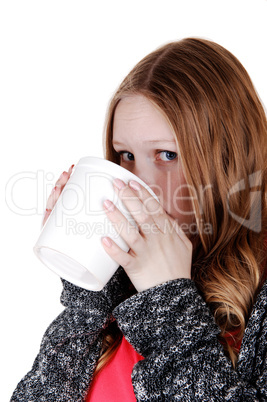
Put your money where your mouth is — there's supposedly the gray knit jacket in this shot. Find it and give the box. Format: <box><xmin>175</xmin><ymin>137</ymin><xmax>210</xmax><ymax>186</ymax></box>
<box><xmin>11</xmin><ymin>266</ymin><xmax>267</xmax><ymax>401</ymax></box>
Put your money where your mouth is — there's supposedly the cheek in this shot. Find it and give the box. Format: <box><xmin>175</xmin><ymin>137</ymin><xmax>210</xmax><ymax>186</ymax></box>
<box><xmin>172</xmin><ymin>180</ymin><xmax>194</xmax><ymax>215</ymax></box>
<box><xmin>155</xmin><ymin>172</ymin><xmax>195</xmax><ymax>218</ymax></box>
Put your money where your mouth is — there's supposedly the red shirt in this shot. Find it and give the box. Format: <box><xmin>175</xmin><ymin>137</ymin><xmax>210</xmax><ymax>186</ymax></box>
<box><xmin>86</xmin><ymin>335</ymin><xmax>144</xmax><ymax>401</ymax></box>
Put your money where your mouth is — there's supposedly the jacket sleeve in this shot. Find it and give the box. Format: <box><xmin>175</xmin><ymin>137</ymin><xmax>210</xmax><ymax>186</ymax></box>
<box><xmin>10</xmin><ymin>266</ymin><xmax>134</xmax><ymax>402</ymax></box>
<box><xmin>113</xmin><ymin>279</ymin><xmax>267</xmax><ymax>402</ymax></box>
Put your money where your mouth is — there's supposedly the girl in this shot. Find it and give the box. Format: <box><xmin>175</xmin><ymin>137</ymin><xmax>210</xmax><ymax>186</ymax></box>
<box><xmin>11</xmin><ymin>38</ymin><xmax>267</xmax><ymax>401</ymax></box>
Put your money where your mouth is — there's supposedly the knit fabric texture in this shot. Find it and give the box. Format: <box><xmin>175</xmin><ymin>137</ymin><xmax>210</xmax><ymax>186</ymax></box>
<box><xmin>10</xmin><ymin>266</ymin><xmax>267</xmax><ymax>401</ymax></box>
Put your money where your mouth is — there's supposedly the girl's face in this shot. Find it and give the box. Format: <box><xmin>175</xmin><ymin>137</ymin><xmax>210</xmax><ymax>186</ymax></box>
<box><xmin>112</xmin><ymin>94</ymin><xmax>196</xmax><ymax>237</ymax></box>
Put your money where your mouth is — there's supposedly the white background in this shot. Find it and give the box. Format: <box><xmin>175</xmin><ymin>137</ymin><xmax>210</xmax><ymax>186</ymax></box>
<box><xmin>1</xmin><ymin>0</ymin><xmax>266</xmax><ymax>399</ymax></box>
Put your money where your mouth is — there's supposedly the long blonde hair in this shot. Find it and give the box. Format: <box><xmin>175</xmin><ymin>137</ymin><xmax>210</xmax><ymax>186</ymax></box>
<box><xmin>95</xmin><ymin>38</ymin><xmax>267</xmax><ymax>375</ymax></box>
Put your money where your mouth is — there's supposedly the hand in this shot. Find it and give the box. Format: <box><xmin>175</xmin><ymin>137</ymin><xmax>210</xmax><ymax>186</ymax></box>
<box><xmin>42</xmin><ymin>164</ymin><xmax>74</xmax><ymax>227</ymax></box>
<box><xmin>101</xmin><ymin>178</ymin><xmax>193</xmax><ymax>292</ymax></box>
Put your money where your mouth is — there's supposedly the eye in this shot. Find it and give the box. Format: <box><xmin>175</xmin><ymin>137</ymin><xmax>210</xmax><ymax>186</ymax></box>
<box><xmin>118</xmin><ymin>151</ymin><xmax>135</xmax><ymax>162</ymax></box>
<box><xmin>115</xmin><ymin>150</ymin><xmax>178</xmax><ymax>163</ymax></box>
<box><xmin>157</xmin><ymin>151</ymin><xmax>178</xmax><ymax>161</ymax></box>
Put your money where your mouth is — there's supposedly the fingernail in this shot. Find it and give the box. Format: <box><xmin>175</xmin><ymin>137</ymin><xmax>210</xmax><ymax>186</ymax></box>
<box><xmin>113</xmin><ymin>178</ymin><xmax>126</xmax><ymax>190</ymax></box>
<box><xmin>129</xmin><ymin>180</ymin><xmax>141</xmax><ymax>191</ymax></box>
<box><xmin>68</xmin><ymin>164</ymin><xmax>74</xmax><ymax>173</ymax></box>
<box><xmin>102</xmin><ymin>237</ymin><xmax>112</xmax><ymax>247</ymax></box>
<box><xmin>52</xmin><ymin>185</ymin><xmax>59</xmax><ymax>193</ymax></box>
<box><xmin>103</xmin><ymin>199</ymin><xmax>115</xmax><ymax>211</ymax></box>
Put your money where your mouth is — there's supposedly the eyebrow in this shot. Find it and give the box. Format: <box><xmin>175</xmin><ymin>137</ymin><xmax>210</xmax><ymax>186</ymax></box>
<box><xmin>113</xmin><ymin>139</ymin><xmax>176</xmax><ymax>145</ymax></box>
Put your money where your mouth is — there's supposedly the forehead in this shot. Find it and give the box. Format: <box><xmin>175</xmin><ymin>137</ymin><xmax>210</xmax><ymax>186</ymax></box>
<box><xmin>113</xmin><ymin>95</ymin><xmax>176</xmax><ymax>144</ymax></box>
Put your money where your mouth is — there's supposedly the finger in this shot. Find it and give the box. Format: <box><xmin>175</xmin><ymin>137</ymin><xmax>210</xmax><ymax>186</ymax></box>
<box><xmin>101</xmin><ymin>236</ymin><xmax>134</xmax><ymax>270</ymax></box>
<box><xmin>103</xmin><ymin>199</ymin><xmax>141</xmax><ymax>248</ymax></box>
<box><xmin>113</xmin><ymin>179</ymin><xmax>162</xmax><ymax>232</ymax></box>
<box><xmin>42</xmin><ymin>208</ymin><xmax>51</xmax><ymax>227</ymax></box>
<box><xmin>47</xmin><ymin>165</ymin><xmax>74</xmax><ymax>210</ymax></box>
<box><xmin>55</xmin><ymin>170</ymin><xmax>69</xmax><ymax>187</ymax></box>
<box><xmin>54</xmin><ymin>163</ymin><xmax>74</xmax><ymax>188</ymax></box>
<box><xmin>46</xmin><ymin>185</ymin><xmax>61</xmax><ymax>210</ymax></box>
<box><xmin>68</xmin><ymin>164</ymin><xmax>75</xmax><ymax>174</ymax></box>
<box><xmin>167</xmin><ymin>215</ymin><xmax>193</xmax><ymax>249</ymax></box>
<box><xmin>42</xmin><ymin>165</ymin><xmax>74</xmax><ymax>227</ymax></box>
<box><xmin>127</xmin><ymin>179</ymin><xmax>168</xmax><ymax>232</ymax></box>
<box><xmin>127</xmin><ymin>180</ymin><xmax>192</xmax><ymax>244</ymax></box>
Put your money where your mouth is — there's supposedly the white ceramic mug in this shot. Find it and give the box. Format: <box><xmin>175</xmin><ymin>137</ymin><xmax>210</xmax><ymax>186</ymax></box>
<box><xmin>33</xmin><ymin>156</ymin><xmax>159</xmax><ymax>291</ymax></box>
